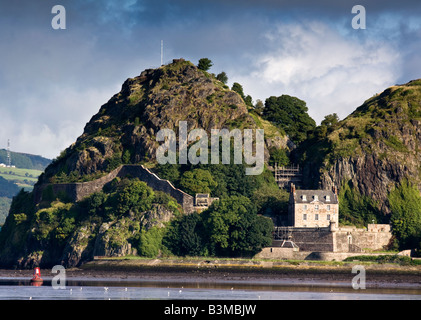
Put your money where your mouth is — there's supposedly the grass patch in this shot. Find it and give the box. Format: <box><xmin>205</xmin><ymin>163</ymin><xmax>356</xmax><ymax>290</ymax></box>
<box><xmin>343</xmin><ymin>254</ymin><xmax>421</xmax><ymax>266</ymax></box>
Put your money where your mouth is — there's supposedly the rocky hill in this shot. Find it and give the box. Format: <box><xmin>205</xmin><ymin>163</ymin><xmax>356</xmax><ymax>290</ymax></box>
<box><xmin>297</xmin><ymin>79</ymin><xmax>421</xmax><ymax>242</ymax></box>
<box><xmin>39</xmin><ymin>58</ymin><xmax>287</xmax><ymax>184</ymax></box>
<box><xmin>0</xmin><ymin>59</ymin><xmax>284</xmax><ymax>268</ymax></box>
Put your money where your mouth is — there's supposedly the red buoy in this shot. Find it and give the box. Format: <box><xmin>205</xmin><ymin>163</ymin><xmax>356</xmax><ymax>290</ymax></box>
<box><xmin>30</xmin><ymin>267</ymin><xmax>43</xmax><ymax>285</ymax></box>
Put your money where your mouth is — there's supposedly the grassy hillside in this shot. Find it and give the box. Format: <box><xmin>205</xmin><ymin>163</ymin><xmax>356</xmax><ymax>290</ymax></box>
<box><xmin>0</xmin><ymin>152</ymin><xmax>48</xmax><ymax>226</ymax></box>
<box><xmin>0</xmin><ymin>167</ymin><xmax>43</xmax><ymax>190</ymax></box>
<box><xmin>0</xmin><ymin>149</ymin><xmax>50</xmax><ymax>171</ymax></box>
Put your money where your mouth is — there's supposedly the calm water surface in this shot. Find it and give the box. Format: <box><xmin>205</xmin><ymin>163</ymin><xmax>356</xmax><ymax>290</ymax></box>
<box><xmin>0</xmin><ymin>277</ymin><xmax>420</xmax><ymax>300</ymax></box>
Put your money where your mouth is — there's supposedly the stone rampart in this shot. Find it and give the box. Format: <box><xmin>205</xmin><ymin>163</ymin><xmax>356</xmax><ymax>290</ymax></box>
<box><xmin>255</xmin><ymin>248</ymin><xmax>393</xmax><ymax>261</ymax></box>
<box><xmin>333</xmin><ymin>225</ymin><xmax>392</xmax><ymax>252</ymax></box>
<box><xmin>33</xmin><ymin>165</ymin><xmax>195</xmax><ymax>213</ymax></box>
<box><xmin>289</xmin><ymin>227</ymin><xmax>334</xmax><ymax>252</ymax></box>
<box><xmin>270</xmin><ymin>224</ymin><xmax>392</xmax><ymax>254</ymax></box>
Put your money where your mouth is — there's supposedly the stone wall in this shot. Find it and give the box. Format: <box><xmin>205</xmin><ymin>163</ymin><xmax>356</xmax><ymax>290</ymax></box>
<box><xmin>333</xmin><ymin>225</ymin><xmax>392</xmax><ymax>252</ymax></box>
<box><xmin>33</xmin><ymin>165</ymin><xmax>195</xmax><ymax>213</ymax></box>
<box><xmin>255</xmin><ymin>248</ymin><xmax>393</xmax><ymax>261</ymax></box>
<box><xmin>118</xmin><ymin>165</ymin><xmax>194</xmax><ymax>213</ymax></box>
<box><xmin>289</xmin><ymin>227</ymin><xmax>334</xmax><ymax>252</ymax></box>
<box><xmin>270</xmin><ymin>224</ymin><xmax>392</xmax><ymax>253</ymax></box>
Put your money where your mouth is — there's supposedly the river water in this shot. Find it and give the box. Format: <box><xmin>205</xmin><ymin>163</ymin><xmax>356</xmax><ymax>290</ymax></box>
<box><xmin>0</xmin><ymin>277</ymin><xmax>420</xmax><ymax>300</ymax></box>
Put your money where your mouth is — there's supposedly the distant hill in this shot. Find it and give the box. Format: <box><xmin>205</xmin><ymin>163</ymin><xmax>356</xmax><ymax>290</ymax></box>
<box><xmin>0</xmin><ymin>176</ymin><xmax>20</xmax><ymax>198</ymax></box>
<box><xmin>0</xmin><ymin>150</ymin><xmax>50</xmax><ymax>225</ymax></box>
<box><xmin>0</xmin><ymin>149</ymin><xmax>51</xmax><ymax>171</ymax></box>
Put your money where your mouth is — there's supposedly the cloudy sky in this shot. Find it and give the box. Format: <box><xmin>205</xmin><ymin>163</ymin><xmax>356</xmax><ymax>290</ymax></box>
<box><xmin>1</xmin><ymin>0</ymin><xmax>420</xmax><ymax>159</ymax></box>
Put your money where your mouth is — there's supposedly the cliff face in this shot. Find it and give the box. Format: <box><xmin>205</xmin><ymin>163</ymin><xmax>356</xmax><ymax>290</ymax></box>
<box><xmin>301</xmin><ymin>79</ymin><xmax>421</xmax><ymax>215</ymax></box>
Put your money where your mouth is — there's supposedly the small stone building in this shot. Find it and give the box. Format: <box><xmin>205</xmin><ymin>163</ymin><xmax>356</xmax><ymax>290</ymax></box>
<box><xmin>288</xmin><ymin>184</ymin><xmax>339</xmax><ymax>228</ymax></box>
<box><xmin>194</xmin><ymin>193</ymin><xmax>219</xmax><ymax>212</ymax></box>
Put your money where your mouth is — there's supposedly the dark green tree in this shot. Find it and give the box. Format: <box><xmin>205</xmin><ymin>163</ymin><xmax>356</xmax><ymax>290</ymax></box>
<box><xmin>321</xmin><ymin>113</ymin><xmax>340</xmax><ymax>127</ymax></box>
<box><xmin>263</xmin><ymin>95</ymin><xmax>316</xmax><ymax>144</ymax></box>
<box><xmin>180</xmin><ymin>168</ymin><xmax>217</xmax><ymax>195</ymax></box>
<box><xmin>216</xmin><ymin>71</ymin><xmax>228</xmax><ymax>84</ymax></box>
<box><xmin>198</xmin><ymin>58</ymin><xmax>213</xmax><ymax>71</ymax></box>
<box><xmin>164</xmin><ymin>213</ymin><xmax>204</xmax><ymax>256</ymax></box>
<box><xmin>116</xmin><ymin>179</ymin><xmax>154</xmax><ymax>214</ymax></box>
<box><xmin>201</xmin><ymin>195</ymin><xmax>273</xmax><ymax>257</ymax></box>
<box><xmin>268</xmin><ymin>147</ymin><xmax>290</xmax><ymax>167</ymax></box>
<box><xmin>231</xmin><ymin>82</ymin><xmax>245</xmax><ymax>100</ymax></box>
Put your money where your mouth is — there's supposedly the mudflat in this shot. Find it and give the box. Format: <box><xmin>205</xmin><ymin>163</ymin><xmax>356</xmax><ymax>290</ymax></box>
<box><xmin>1</xmin><ymin>258</ymin><xmax>419</xmax><ymax>288</ymax></box>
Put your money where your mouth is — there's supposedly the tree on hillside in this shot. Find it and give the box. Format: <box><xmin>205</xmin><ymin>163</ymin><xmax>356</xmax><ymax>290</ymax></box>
<box><xmin>321</xmin><ymin>113</ymin><xmax>340</xmax><ymax>127</ymax></box>
<box><xmin>198</xmin><ymin>58</ymin><xmax>213</xmax><ymax>71</ymax></box>
<box><xmin>263</xmin><ymin>95</ymin><xmax>316</xmax><ymax>144</ymax></box>
<box><xmin>216</xmin><ymin>71</ymin><xmax>228</xmax><ymax>84</ymax></box>
<box><xmin>179</xmin><ymin>168</ymin><xmax>217</xmax><ymax>195</ymax></box>
<box><xmin>231</xmin><ymin>82</ymin><xmax>253</xmax><ymax>107</ymax></box>
<box><xmin>231</xmin><ymin>82</ymin><xmax>245</xmax><ymax>100</ymax></box>
<box><xmin>201</xmin><ymin>195</ymin><xmax>273</xmax><ymax>257</ymax></box>
<box><xmin>116</xmin><ymin>179</ymin><xmax>154</xmax><ymax>215</ymax></box>
<box><xmin>389</xmin><ymin>180</ymin><xmax>421</xmax><ymax>250</ymax></box>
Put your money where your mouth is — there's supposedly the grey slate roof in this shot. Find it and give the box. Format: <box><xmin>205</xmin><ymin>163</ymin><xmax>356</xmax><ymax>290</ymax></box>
<box><xmin>292</xmin><ymin>190</ymin><xmax>338</xmax><ymax>204</ymax></box>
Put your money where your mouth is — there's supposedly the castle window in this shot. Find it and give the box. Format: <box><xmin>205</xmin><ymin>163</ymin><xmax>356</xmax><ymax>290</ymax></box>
<box><xmin>314</xmin><ymin>204</ymin><xmax>319</xmax><ymax>210</ymax></box>
<box><xmin>302</xmin><ymin>195</ymin><xmax>307</xmax><ymax>201</ymax></box>
<box><xmin>314</xmin><ymin>195</ymin><xmax>318</xmax><ymax>201</ymax></box>
<box><xmin>303</xmin><ymin>204</ymin><xmax>308</xmax><ymax>210</ymax></box>
<box><xmin>315</xmin><ymin>214</ymin><xmax>319</xmax><ymax>221</ymax></box>
<box><xmin>327</xmin><ymin>205</ymin><xmax>331</xmax><ymax>211</ymax></box>
<box><xmin>303</xmin><ymin>214</ymin><xmax>307</xmax><ymax>221</ymax></box>
<box><xmin>327</xmin><ymin>214</ymin><xmax>331</xmax><ymax>220</ymax></box>
<box><xmin>326</xmin><ymin>195</ymin><xmax>330</xmax><ymax>202</ymax></box>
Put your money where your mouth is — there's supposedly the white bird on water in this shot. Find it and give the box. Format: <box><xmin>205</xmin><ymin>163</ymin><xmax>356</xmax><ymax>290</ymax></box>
<box><xmin>104</xmin><ymin>287</ymin><xmax>109</xmax><ymax>292</ymax></box>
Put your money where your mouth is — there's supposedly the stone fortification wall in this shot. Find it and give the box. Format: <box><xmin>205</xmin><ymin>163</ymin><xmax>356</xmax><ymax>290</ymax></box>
<box><xmin>33</xmin><ymin>165</ymin><xmax>195</xmax><ymax>213</ymax></box>
<box><xmin>118</xmin><ymin>165</ymin><xmax>194</xmax><ymax>213</ymax></box>
<box><xmin>255</xmin><ymin>248</ymin><xmax>393</xmax><ymax>261</ymax></box>
<box><xmin>333</xmin><ymin>225</ymin><xmax>392</xmax><ymax>252</ymax></box>
<box><xmin>287</xmin><ymin>227</ymin><xmax>334</xmax><ymax>252</ymax></box>
<box><xmin>271</xmin><ymin>224</ymin><xmax>392</xmax><ymax>254</ymax></box>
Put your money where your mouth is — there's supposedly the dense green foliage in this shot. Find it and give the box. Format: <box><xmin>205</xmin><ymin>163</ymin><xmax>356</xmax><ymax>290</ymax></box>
<box><xmin>338</xmin><ymin>180</ymin><xmax>384</xmax><ymax>227</ymax></box>
<box><xmin>388</xmin><ymin>180</ymin><xmax>421</xmax><ymax>250</ymax></box>
<box><xmin>164</xmin><ymin>195</ymin><xmax>274</xmax><ymax>257</ymax></box>
<box><xmin>179</xmin><ymin>168</ymin><xmax>218</xmax><ymax>195</ymax></box>
<box><xmin>156</xmin><ymin>161</ymin><xmax>277</xmax><ymax>200</ymax></box>
<box><xmin>263</xmin><ymin>95</ymin><xmax>316</xmax><ymax>144</ymax></box>
<box><xmin>268</xmin><ymin>147</ymin><xmax>290</xmax><ymax>167</ymax></box>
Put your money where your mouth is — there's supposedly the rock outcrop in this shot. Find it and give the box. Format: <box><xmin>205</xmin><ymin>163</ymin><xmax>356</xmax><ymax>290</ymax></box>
<box><xmin>300</xmin><ymin>80</ymin><xmax>421</xmax><ymax>215</ymax></box>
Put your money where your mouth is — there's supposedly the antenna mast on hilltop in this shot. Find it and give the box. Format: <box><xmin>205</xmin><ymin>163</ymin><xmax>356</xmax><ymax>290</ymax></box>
<box><xmin>6</xmin><ymin>139</ymin><xmax>11</xmax><ymax>167</ymax></box>
<box><xmin>161</xmin><ymin>40</ymin><xmax>164</xmax><ymax>66</ymax></box>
